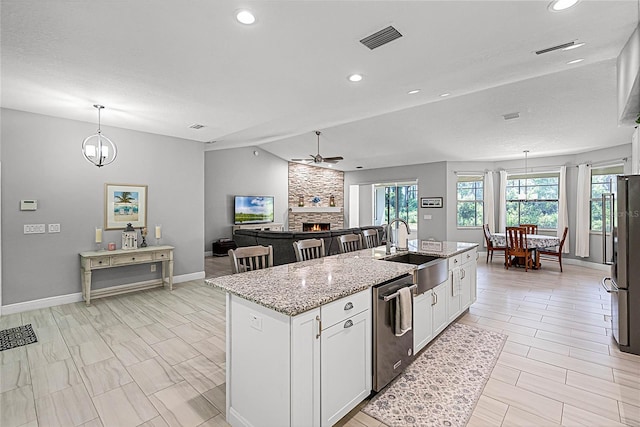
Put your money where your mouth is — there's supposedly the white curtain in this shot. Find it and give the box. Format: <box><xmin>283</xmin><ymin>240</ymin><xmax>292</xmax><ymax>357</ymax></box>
<box><xmin>575</xmin><ymin>164</ymin><xmax>591</xmax><ymax>257</ymax></box>
<box><xmin>498</xmin><ymin>170</ymin><xmax>508</xmax><ymax>233</ymax></box>
<box><xmin>557</xmin><ymin>166</ymin><xmax>570</xmax><ymax>253</ymax></box>
<box><xmin>484</xmin><ymin>171</ymin><xmax>495</xmax><ymax>235</ymax></box>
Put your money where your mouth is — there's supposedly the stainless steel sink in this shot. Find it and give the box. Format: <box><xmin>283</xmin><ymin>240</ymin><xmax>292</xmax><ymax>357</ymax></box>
<box><xmin>383</xmin><ymin>252</ymin><xmax>448</xmax><ymax>294</ymax></box>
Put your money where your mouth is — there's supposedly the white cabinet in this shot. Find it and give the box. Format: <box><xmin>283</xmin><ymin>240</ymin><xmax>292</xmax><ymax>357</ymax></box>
<box><xmin>447</xmin><ymin>248</ymin><xmax>477</xmax><ymax>323</ymax></box>
<box><xmin>227</xmin><ymin>289</ymin><xmax>370</xmax><ymax>427</ymax></box>
<box><xmin>431</xmin><ymin>280</ymin><xmax>449</xmax><ymax>337</ymax></box>
<box><xmin>232</xmin><ymin>222</ymin><xmax>284</xmax><ymax>232</ymax></box>
<box><xmin>413</xmin><ymin>291</ymin><xmax>434</xmax><ymax>354</ymax></box>
<box><xmin>321</xmin><ymin>309</ymin><xmax>371</xmax><ymax>426</ymax></box>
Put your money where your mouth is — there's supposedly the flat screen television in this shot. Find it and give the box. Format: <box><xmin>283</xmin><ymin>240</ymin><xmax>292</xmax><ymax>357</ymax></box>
<box><xmin>234</xmin><ymin>196</ymin><xmax>275</xmax><ymax>224</ymax></box>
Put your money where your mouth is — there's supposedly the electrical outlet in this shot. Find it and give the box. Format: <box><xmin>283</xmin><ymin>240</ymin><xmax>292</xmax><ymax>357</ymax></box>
<box><xmin>150</xmin><ymin>264</ymin><xmax>157</xmax><ymax>272</ymax></box>
<box><xmin>48</xmin><ymin>224</ymin><xmax>61</xmax><ymax>233</ymax></box>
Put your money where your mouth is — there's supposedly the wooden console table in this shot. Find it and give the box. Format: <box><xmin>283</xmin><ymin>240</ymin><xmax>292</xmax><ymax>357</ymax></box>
<box><xmin>79</xmin><ymin>245</ymin><xmax>174</xmax><ymax>305</ymax></box>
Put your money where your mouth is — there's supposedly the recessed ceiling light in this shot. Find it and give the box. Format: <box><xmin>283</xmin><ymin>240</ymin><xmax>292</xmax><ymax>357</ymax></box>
<box><xmin>562</xmin><ymin>42</ymin><xmax>585</xmax><ymax>51</ymax></box>
<box><xmin>440</xmin><ymin>93</ymin><xmax>450</xmax><ymax>97</ymax></box>
<box><xmin>408</xmin><ymin>89</ymin><xmax>421</xmax><ymax>95</ymax></box>
<box><xmin>548</xmin><ymin>0</ymin><xmax>580</xmax><ymax>12</ymax></box>
<box><xmin>236</xmin><ymin>10</ymin><xmax>256</xmax><ymax>25</ymax></box>
<box><xmin>567</xmin><ymin>58</ymin><xmax>584</xmax><ymax>64</ymax></box>
<box><xmin>348</xmin><ymin>74</ymin><xmax>363</xmax><ymax>82</ymax></box>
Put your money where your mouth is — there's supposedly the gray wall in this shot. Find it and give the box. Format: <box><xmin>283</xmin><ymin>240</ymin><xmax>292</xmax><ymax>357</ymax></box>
<box><xmin>1</xmin><ymin>108</ymin><xmax>204</xmax><ymax>305</ymax></box>
<box><xmin>204</xmin><ymin>147</ymin><xmax>288</xmax><ymax>249</ymax></box>
<box><xmin>344</xmin><ymin>162</ymin><xmax>448</xmax><ymax>241</ymax></box>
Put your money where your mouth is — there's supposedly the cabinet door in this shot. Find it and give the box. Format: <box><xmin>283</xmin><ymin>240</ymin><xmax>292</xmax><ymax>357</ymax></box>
<box><xmin>321</xmin><ymin>309</ymin><xmax>371</xmax><ymax>427</ymax></box>
<box><xmin>291</xmin><ymin>308</ymin><xmax>321</xmax><ymax>427</ymax></box>
<box><xmin>413</xmin><ymin>291</ymin><xmax>433</xmax><ymax>354</ymax></box>
<box><xmin>459</xmin><ymin>265</ymin><xmax>472</xmax><ymax>311</ymax></box>
<box><xmin>447</xmin><ymin>269</ymin><xmax>461</xmax><ymax>322</ymax></box>
<box><xmin>432</xmin><ymin>281</ymin><xmax>449</xmax><ymax>337</ymax></box>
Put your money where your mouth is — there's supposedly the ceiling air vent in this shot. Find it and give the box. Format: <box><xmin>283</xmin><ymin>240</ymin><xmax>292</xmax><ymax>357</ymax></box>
<box><xmin>360</xmin><ymin>26</ymin><xmax>403</xmax><ymax>50</ymax></box>
<box><xmin>503</xmin><ymin>112</ymin><xmax>520</xmax><ymax>121</ymax></box>
<box><xmin>189</xmin><ymin>123</ymin><xmax>205</xmax><ymax>129</ymax></box>
<box><xmin>535</xmin><ymin>41</ymin><xmax>576</xmax><ymax>55</ymax></box>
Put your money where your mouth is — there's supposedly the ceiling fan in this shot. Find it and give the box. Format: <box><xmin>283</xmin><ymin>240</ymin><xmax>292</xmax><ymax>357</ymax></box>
<box><xmin>292</xmin><ymin>131</ymin><xmax>344</xmax><ymax>164</ymax></box>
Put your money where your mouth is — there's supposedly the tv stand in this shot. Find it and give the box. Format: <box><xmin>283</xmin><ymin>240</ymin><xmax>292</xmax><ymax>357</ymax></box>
<box><xmin>232</xmin><ymin>223</ymin><xmax>284</xmax><ymax>232</ymax></box>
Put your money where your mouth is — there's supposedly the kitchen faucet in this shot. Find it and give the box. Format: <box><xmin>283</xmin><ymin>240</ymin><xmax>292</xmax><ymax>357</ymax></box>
<box><xmin>386</xmin><ymin>218</ymin><xmax>411</xmax><ymax>254</ymax></box>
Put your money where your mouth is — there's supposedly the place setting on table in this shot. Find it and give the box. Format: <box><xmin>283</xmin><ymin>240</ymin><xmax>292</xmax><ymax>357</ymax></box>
<box><xmin>490</xmin><ymin>225</ymin><xmax>562</xmax><ymax>271</ymax></box>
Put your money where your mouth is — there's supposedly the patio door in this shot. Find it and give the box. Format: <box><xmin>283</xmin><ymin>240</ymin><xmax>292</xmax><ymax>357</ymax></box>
<box><xmin>373</xmin><ymin>181</ymin><xmax>418</xmax><ymax>238</ymax></box>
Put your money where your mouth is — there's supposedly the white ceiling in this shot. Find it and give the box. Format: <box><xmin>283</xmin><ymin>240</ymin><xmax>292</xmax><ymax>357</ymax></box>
<box><xmin>2</xmin><ymin>1</ymin><xmax>638</xmax><ymax>170</ymax></box>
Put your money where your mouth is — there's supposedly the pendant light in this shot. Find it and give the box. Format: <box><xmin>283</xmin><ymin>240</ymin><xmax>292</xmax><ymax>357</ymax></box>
<box><xmin>82</xmin><ymin>104</ymin><xmax>117</xmax><ymax>167</ymax></box>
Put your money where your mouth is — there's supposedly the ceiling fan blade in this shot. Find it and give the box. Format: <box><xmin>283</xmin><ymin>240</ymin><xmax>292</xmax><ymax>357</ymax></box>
<box><xmin>291</xmin><ymin>158</ymin><xmax>311</xmax><ymax>162</ymax></box>
<box><xmin>322</xmin><ymin>156</ymin><xmax>343</xmax><ymax>162</ymax></box>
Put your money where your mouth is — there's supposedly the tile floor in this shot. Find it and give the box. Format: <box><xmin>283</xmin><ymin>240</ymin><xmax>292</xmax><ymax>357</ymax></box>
<box><xmin>0</xmin><ymin>256</ymin><xmax>638</xmax><ymax>426</ymax></box>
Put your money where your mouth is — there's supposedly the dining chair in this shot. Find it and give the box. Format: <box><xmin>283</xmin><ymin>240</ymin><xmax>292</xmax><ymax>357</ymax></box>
<box><xmin>505</xmin><ymin>226</ymin><xmax>534</xmax><ymax>271</ymax></box>
<box><xmin>536</xmin><ymin>227</ymin><xmax>569</xmax><ymax>272</ymax></box>
<box><xmin>361</xmin><ymin>229</ymin><xmax>380</xmax><ymax>249</ymax></box>
<box><xmin>519</xmin><ymin>224</ymin><xmax>538</xmax><ymax>234</ymax></box>
<box><xmin>483</xmin><ymin>224</ymin><xmax>506</xmax><ymax>264</ymax></box>
<box><xmin>338</xmin><ymin>234</ymin><xmax>362</xmax><ymax>253</ymax></box>
<box><xmin>293</xmin><ymin>238</ymin><xmax>325</xmax><ymax>262</ymax></box>
<box><xmin>228</xmin><ymin>245</ymin><xmax>274</xmax><ymax>274</ymax></box>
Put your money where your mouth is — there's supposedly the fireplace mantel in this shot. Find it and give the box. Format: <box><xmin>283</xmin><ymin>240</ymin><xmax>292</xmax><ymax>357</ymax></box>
<box><xmin>289</xmin><ymin>207</ymin><xmax>342</xmax><ymax>213</ymax></box>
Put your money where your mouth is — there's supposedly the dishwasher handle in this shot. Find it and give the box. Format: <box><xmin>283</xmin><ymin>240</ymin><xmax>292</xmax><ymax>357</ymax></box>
<box><xmin>382</xmin><ymin>284</ymin><xmax>418</xmax><ymax>301</ymax></box>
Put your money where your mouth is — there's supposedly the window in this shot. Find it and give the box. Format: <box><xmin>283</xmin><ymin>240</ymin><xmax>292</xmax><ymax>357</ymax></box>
<box><xmin>590</xmin><ymin>165</ymin><xmax>623</xmax><ymax>232</ymax></box>
<box><xmin>456</xmin><ymin>176</ymin><xmax>483</xmax><ymax>227</ymax></box>
<box><xmin>505</xmin><ymin>173</ymin><xmax>559</xmax><ymax>229</ymax></box>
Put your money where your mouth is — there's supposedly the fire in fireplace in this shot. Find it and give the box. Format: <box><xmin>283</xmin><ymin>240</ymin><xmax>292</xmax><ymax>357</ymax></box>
<box><xmin>303</xmin><ymin>223</ymin><xmax>330</xmax><ymax>232</ymax></box>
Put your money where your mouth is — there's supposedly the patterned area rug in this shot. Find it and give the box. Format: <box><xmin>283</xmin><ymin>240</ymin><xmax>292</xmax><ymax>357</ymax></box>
<box><xmin>0</xmin><ymin>324</ymin><xmax>38</xmax><ymax>351</ymax></box>
<box><xmin>363</xmin><ymin>322</ymin><xmax>506</xmax><ymax>427</ymax></box>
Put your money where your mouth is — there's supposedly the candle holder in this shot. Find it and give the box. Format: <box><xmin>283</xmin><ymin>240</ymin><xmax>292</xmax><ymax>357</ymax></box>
<box><xmin>155</xmin><ymin>224</ymin><xmax>162</xmax><ymax>246</ymax></box>
<box><xmin>95</xmin><ymin>227</ymin><xmax>104</xmax><ymax>251</ymax></box>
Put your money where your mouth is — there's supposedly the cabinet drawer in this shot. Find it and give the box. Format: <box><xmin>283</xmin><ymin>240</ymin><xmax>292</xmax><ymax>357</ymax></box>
<box><xmin>111</xmin><ymin>252</ymin><xmax>154</xmax><ymax>266</ymax></box>
<box><xmin>461</xmin><ymin>248</ymin><xmax>477</xmax><ymax>265</ymax></box>
<box><xmin>154</xmin><ymin>250</ymin><xmax>172</xmax><ymax>261</ymax></box>
<box><xmin>321</xmin><ymin>289</ymin><xmax>370</xmax><ymax>329</ymax></box>
<box><xmin>448</xmin><ymin>254</ymin><xmax>462</xmax><ymax>270</ymax></box>
<box><xmin>90</xmin><ymin>257</ymin><xmax>111</xmax><ymax>268</ymax></box>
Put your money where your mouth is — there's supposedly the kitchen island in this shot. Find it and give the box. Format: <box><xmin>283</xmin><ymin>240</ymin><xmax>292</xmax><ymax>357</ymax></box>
<box><xmin>206</xmin><ymin>240</ymin><xmax>478</xmax><ymax>427</ymax></box>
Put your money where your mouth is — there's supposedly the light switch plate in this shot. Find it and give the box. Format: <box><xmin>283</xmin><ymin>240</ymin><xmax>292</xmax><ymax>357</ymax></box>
<box><xmin>24</xmin><ymin>224</ymin><xmax>45</xmax><ymax>234</ymax></box>
<box><xmin>48</xmin><ymin>224</ymin><xmax>61</xmax><ymax>233</ymax></box>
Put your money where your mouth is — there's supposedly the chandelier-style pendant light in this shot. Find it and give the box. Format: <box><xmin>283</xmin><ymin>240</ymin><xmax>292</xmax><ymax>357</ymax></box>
<box><xmin>82</xmin><ymin>104</ymin><xmax>117</xmax><ymax>167</ymax></box>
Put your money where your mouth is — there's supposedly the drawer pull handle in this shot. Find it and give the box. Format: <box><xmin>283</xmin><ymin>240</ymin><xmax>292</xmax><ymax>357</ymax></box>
<box><xmin>98</xmin><ymin>261</ymin><xmax>102</xmax><ymax>264</ymax></box>
<box><xmin>344</xmin><ymin>320</ymin><xmax>353</xmax><ymax>328</ymax></box>
<box><xmin>131</xmin><ymin>257</ymin><xmax>136</xmax><ymax>261</ymax></box>
<box><xmin>454</xmin><ymin>259</ymin><xmax>458</xmax><ymax>263</ymax></box>
<box><xmin>344</xmin><ymin>302</ymin><xmax>354</xmax><ymax>311</ymax></box>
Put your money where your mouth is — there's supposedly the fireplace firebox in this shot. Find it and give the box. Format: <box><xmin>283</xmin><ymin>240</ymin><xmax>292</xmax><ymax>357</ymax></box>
<box><xmin>303</xmin><ymin>223</ymin><xmax>330</xmax><ymax>232</ymax></box>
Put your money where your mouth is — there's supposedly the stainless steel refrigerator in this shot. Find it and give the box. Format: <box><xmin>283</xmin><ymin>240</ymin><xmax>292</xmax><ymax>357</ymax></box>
<box><xmin>603</xmin><ymin>175</ymin><xmax>640</xmax><ymax>355</ymax></box>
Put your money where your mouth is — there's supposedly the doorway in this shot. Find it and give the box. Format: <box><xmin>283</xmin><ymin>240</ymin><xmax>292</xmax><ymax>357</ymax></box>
<box><xmin>373</xmin><ymin>181</ymin><xmax>418</xmax><ymax>239</ymax></box>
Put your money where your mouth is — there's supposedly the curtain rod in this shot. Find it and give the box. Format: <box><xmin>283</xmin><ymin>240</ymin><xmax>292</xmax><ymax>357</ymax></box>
<box><xmin>453</xmin><ymin>170</ymin><xmax>487</xmax><ymax>176</ymax></box>
<box><xmin>576</xmin><ymin>158</ymin><xmax>627</xmax><ymax>168</ymax></box>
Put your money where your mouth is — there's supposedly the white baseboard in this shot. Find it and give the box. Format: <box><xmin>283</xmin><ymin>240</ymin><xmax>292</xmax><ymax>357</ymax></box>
<box><xmin>205</xmin><ymin>251</ymin><xmax>213</xmax><ymax>257</ymax></box>
<box><xmin>1</xmin><ymin>271</ymin><xmax>206</xmax><ymax>315</ymax></box>
<box><xmin>477</xmin><ymin>251</ymin><xmax>610</xmax><ymax>272</ymax></box>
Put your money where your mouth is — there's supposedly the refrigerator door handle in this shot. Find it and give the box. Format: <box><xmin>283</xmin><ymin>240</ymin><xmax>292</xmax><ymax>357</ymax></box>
<box><xmin>601</xmin><ymin>277</ymin><xmax>618</xmax><ymax>293</ymax></box>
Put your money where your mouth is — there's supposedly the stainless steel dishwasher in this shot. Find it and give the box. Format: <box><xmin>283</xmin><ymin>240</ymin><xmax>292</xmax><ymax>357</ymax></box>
<box><xmin>372</xmin><ymin>273</ymin><xmax>416</xmax><ymax>392</ymax></box>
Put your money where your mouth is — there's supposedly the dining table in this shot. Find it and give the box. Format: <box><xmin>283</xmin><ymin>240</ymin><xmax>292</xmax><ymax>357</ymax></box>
<box><xmin>491</xmin><ymin>232</ymin><xmax>560</xmax><ymax>269</ymax></box>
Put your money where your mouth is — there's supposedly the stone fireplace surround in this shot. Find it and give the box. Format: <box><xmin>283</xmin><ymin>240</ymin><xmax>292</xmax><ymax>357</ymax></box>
<box><xmin>288</xmin><ymin>162</ymin><xmax>344</xmax><ymax>231</ymax></box>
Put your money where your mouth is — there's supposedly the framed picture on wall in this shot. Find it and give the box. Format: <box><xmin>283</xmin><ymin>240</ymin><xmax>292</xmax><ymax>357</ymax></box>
<box><xmin>105</xmin><ymin>183</ymin><xmax>148</xmax><ymax>229</ymax></box>
<box><xmin>420</xmin><ymin>197</ymin><xmax>443</xmax><ymax>208</ymax></box>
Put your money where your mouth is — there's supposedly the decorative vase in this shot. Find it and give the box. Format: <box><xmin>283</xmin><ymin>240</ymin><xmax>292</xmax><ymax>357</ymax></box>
<box><xmin>311</xmin><ymin>196</ymin><xmax>321</xmax><ymax>206</ymax></box>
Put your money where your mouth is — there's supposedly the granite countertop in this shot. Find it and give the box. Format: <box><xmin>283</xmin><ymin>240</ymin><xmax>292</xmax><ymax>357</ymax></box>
<box><xmin>205</xmin><ymin>240</ymin><xmax>478</xmax><ymax>317</ymax></box>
